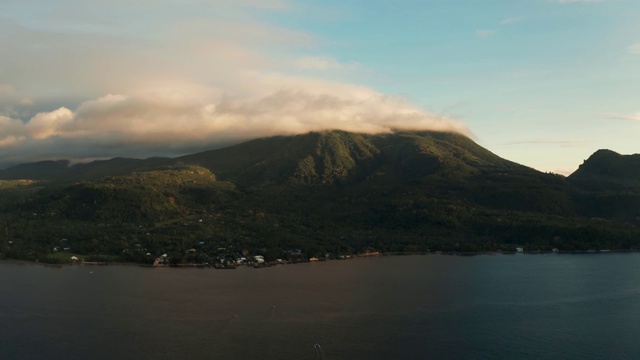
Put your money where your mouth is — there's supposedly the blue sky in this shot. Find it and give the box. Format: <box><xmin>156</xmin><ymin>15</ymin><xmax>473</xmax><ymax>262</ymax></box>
<box><xmin>0</xmin><ymin>0</ymin><xmax>638</xmax><ymax>173</ymax></box>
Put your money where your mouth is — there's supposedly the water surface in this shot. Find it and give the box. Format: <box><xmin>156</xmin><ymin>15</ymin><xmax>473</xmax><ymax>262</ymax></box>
<box><xmin>2</xmin><ymin>254</ymin><xmax>640</xmax><ymax>359</ymax></box>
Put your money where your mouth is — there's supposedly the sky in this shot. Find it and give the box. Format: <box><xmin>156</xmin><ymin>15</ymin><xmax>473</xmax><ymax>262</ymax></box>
<box><xmin>1</xmin><ymin>0</ymin><xmax>639</xmax><ymax>174</ymax></box>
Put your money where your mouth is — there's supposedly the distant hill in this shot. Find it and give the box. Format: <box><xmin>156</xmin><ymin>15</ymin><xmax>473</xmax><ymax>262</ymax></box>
<box><xmin>1</xmin><ymin>130</ymin><xmax>639</xmax><ymax>263</ymax></box>
<box><xmin>0</xmin><ymin>157</ymin><xmax>171</xmax><ymax>181</ymax></box>
<box><xmin>0</xmin><ymin>160</ymin><xmax>73</xmax><ymax>180</ymax></box>
<box><xmin>568</xmin><ymin>150</ymin><xmax>640</xmax><ymax>223</ymax></box>
<box><xmin>569</xmin><ymin>149</ymin><xmax>640</xmax><ymax>189</ymax></box>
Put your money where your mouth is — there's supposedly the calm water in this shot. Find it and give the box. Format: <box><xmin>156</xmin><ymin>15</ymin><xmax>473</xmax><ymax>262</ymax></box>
<box><xmin>2</xmin><ymin>254</ymin><xmax>640</xmax><ymax>359</ymax></box>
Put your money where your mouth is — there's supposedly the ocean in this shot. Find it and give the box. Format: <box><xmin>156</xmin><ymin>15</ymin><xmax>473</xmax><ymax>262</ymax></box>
<box><xmin>2</xmin><ymin>253</ymin><xmax>640</xmax><ymax>359</ymax></box>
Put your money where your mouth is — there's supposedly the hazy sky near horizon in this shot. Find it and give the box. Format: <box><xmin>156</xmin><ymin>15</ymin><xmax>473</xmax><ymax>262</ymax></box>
<box><xmin>1</xmin><ymin>0</ymin><xmax>639</xmax><ymax>174</ymax></box>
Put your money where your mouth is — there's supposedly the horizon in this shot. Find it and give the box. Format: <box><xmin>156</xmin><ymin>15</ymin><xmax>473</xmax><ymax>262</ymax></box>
<box><xmin>1</xmin><ymin>1</ymin><xmax>639</xmax><ymax>175</ymax></box>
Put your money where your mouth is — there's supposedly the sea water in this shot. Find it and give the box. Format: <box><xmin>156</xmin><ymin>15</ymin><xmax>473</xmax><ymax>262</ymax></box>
<box><xmin>2</xmin><ymin>253</ymin><xmax>640</xmax><ymax>359</ymax></box>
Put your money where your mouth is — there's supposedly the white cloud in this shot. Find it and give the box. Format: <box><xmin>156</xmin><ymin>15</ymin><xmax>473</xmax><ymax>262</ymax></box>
<box><xmin>609</xmin><ymin>112</ymin><xmax>640</xmax><ymax>121</ymax></box>
<box><xmin>0</xmin><ymin>85</ymin><xmax>469</xmax><ymax>165</ymax></box>
<box><xmin>293</xmin><ymin>56</ymin><xmax>360</xmax><ymax>71</ymax></box>
<box><xmin>500</xmin><ymin>17</ymin><xmax>522</xmax><ymax>25</ymax></box>
<box><xmin>26</xmin><ymin>107</ymin><xmax>74</xmax><ymax>139</ymax></box>
<box><xmin>0</xmin><ymin>0</ymin><xmax>471</xmax><ymax>166</ymax></box>
<box><xmin>475</xmin><ymin>17</ymin><xmax>521</xmax><ymax>39</ymax></box>
<box><xmin>0</xmin><ymin>115</ymin><xmax>26</xmax><ymax>147</ymax></box>
<box><xmin>475</xmin><ymin>29</ymin><xmax>496</xmax><ymax>37</ymax></box>
<box><xmin>628</xmin><ymin>43</ymin><xmax>640</xmax><ymax>55</ymax></box>
<box><xmin>0</xmin><ymin>1</ymin><xmax>316</xmax><ymax>101</ymax></box>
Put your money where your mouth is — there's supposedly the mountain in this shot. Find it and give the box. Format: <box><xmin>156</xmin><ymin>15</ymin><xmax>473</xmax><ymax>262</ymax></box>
<box><xmin>174</xmin><ymin>130</ymin><xmax>576</xmax><ymax>214</ymax></box>
<box><xmin>569</xmin><ymin>149</ymin><xmax>640</xmax><ymax>189</ymax></box>
<box><xmin>0</xmin><ymin>160</ymin><xmax>73</xmax><ymax>180</ymax></box>
<box><xmin>175</xmin><ymin>130</ymin><xmax>524</xmax><ymax>187</ymax></box>
<box><xmin>0</xmin><ymin>157</ymin><xmax>170</xmax><ymax>181</ymax></box>
<box><xmin>0</xmin><ymin>130</ymin><xmax>524</xmax><ymax>185</ymax></box>
<box><xmin>1</xmin><ymin>130</ymin><xmax>639</xmax><ymax>263</ymax></box>
<box><xmin>568</xmin><ymin>149</ymin><xmax>640</xmax><ymax>223</ymax></box>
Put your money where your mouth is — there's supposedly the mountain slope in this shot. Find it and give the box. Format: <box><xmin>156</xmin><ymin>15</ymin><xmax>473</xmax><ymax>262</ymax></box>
<box><xmin>0</xmin><ymin>157</ymin><xmax>171</xmax><ymax>181</ymax></box>
<box><xmin>175</xmin><ymin>130</ymin><xmax>575</xmax><ymax>215</ymax></box>
<box><xmin>0</xmin><ymin>130</ymin><xmax>536</xmax><ymax>187</ymax></box>
<box><xmin>1</xmin><ymin>130</ymin><xmax>640</xmax><ymax>262</ymax></box>
<box><xmin>568</xmin><ymin>149</ymin><xmax>640</xmax><ymax>222</ymax></box>
<box><xmin>175</xmin><ymin>130</ymin><xmax>529</xmax><ymax>188</ymax></box>
<box><xmin>175</xmin><ymin>131</ymin><xmax>380</xmax><ymax>187</ymax></box>
<box><xmin>569</xmin><ymin>149</ymin><xmax>640</xmax><ymax>189</ymax></box>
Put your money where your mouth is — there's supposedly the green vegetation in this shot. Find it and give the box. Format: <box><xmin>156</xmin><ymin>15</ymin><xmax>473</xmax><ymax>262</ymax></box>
<box><xmin>1</xmin><ymin>130</ymin><xmax>640</xmax><ymax>264</ymax></box>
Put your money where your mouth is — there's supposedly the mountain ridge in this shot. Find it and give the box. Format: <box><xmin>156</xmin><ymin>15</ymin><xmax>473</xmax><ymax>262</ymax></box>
<box><xmin>569</xmin><ymin>149</ymin><xmax>640</xmax><ymax>189</ymax></box>
<box><xmin>0</xmin><ymin>130</ymin><xmax>533</xmax><ymax>186</ymax></box>
<box><xmin>1</xmin><ymin>130</ymin><xmax>639</xmax><ymax>263</ymax></box>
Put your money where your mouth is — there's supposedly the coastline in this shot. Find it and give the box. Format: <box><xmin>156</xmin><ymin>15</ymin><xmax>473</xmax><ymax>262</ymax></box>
<box><xmin>2</xmin><ymin>248</ymin><xmax>639</xmax><ymax>269</ymax></box>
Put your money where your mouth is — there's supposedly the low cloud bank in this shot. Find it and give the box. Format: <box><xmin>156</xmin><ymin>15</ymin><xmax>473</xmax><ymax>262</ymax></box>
<box><xmin>0</xmin><ymin>0</ymin><xmax>470</xmax><ymax>168</ymax></box>
<box><xmin>0</xmin><ymin>85</ymin><xmax>469</xmax><ymax>167</ymax></box>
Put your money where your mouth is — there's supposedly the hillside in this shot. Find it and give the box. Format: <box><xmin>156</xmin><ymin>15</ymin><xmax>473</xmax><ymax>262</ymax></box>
<box><xmin>1</xmin><ymin>130</ymin><xmax>639</xmax><ymax>263</ymax></box>
<box><xmin>0</xmin><ymin>130</ymin><xmax>526</xmax><ymax>186</ymax></box>
<box><xmin>570</xmin><ymin>150</ymin><xmax>640</xmax><ymax>189</ymax></box>
<box><xmin>568</xmin><ymin>150</ymin><xmax>640</xmax><ymax>222</ymax></box>
<box><xmin>176</xmin><ymin>130</ymin><xmax>524</xmax><ymax>188</ymax></box>
<box><xmin>0</xmin><ymin>157</ymin><xmax>171</xmax><ymax>181</ymax></box>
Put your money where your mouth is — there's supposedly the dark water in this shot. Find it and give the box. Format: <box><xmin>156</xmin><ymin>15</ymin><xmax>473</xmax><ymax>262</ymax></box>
<box><xmin>2</xmin><ymin>254</ymin><xmax>640</xmax><ymax>359</ymax></box>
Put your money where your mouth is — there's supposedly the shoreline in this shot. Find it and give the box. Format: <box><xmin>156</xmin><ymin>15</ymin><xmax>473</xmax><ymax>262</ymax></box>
<box><xmin>2</xmin><ymin>248</ymin><xmax>640</xmax><ymax>268</ymax></box>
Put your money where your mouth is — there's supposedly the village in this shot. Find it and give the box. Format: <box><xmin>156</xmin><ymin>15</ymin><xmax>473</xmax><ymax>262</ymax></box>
<box><xmin>52</xmin><ymin>237</ymin><xmax>381</xmax><ymax>269</ymax></box>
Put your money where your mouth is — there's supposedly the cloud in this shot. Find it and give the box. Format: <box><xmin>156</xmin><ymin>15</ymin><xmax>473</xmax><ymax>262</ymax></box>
<box><xmin>26</xmin><ymin>107</ymin><xmax>74</xmax><ymax>140</ymax></box>
<box><xmin>475</xmin><ymin>17</ymin><xmax>521</xmax><ymax>39</ymax></box>
<box><xmin>293</xmin><ymin>56</ymin><xmax>360</xmax><ymax>71</ymax></box>
<box><xmin>628</xmin><ymin>43</ymin><xmax>640</xmax><ymax>55</ymax></box>
<box><xmin>0</xmin><ymin>115</ymin><xmax>26</xmax><ymax>147</ymax></box>
<box><xmin>0</xmin><ymin>83</ymin><xmax>33</xmax><ymax>105</ymax></box>
<box><xmin>475</xmin><ymin>29</ymin><xmax>496</xmax><ymax>37</ymax></box>
<box><xmin>500</xmin><ymin>17</ymin><xmax>522</xmax><ymax>25</ymax></box>
<box><xmin>608</xmin><ymin>112</ymin><xmax>640</xmax><ymax>121</ymax></box>
<box><xmin>0</xmin><ymin>0</ymin><xmax>470</xmax><ymax>167</ymax></box>
<box><xmin>0</xmin><ymin>85</ymin><xmax>469</xmax><ymax>166</ymax></box>
<box><xmin>0</xmin><ymin>1</ymin><xmax>314</xmax><ymax>101</ymax></box>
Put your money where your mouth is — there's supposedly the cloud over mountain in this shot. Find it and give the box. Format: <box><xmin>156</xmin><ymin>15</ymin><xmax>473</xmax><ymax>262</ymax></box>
<box><xmin>0</xmin><ymin>83</ymin><xmax>468</xmax><ymax>166</ymax></box>
<box><xmin>0</xmin><ymin>0</ymin><xmax>468</xmax><ymax>167</ymax></box>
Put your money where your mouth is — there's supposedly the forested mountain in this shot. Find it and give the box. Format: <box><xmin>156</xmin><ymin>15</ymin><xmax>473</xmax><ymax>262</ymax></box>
<box><xmin>570</xmin><ymin>150</ymin><xmax>640</xmax><ymax>189</ymax></box>
<box><xmin>1</xmin><ymin>130</ymin><xmax>639</xmax><ymax>263</ymax></box>
<box><xmin>568</xmin><ymin>150</ymin><xmax>640</xmax><ymax>223</ymax></box>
